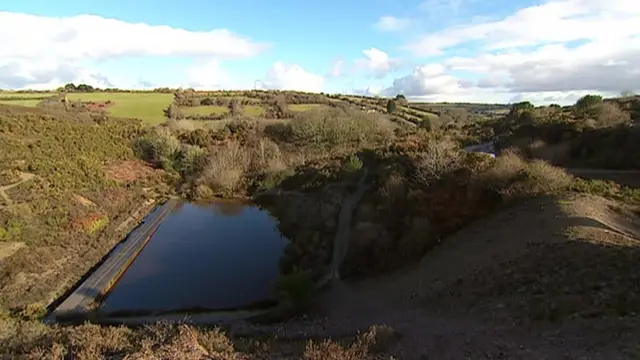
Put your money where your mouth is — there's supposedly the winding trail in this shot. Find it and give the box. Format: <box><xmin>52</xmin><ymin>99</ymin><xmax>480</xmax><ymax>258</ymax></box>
<box><xmin>0</xmin><ymin>172</ymin><xmax>35</xmax><ymax>205</ymax></box>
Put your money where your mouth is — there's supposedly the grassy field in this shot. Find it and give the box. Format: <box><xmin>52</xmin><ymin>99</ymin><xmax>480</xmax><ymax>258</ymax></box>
<box><xmin>180</xmin><ymin>105</ymin><xmax>228</xmax><ymax>116</ymax></box>
<box><xmin>244</xmin><ymin>104</ymin><xmax>265</xmax><ymax>116</ymax></box>
<box><xmin>0</xmin><ymin>92</ymin><xmax>55</xmax><ymax>98</ymax></box>
<box><xmin>0</xmin><ymin>99</ymin><xmax>41</xmax><ymax>107</ymax></box>
<box><xmin>67</xmin><ymin>92</ymin><xmax>173</xmax><ymax>124</ymax></box>
<box><xmin>289</xmin><ymin>104</ymin><xmax>329</xmax><ymax>112</ymax></box>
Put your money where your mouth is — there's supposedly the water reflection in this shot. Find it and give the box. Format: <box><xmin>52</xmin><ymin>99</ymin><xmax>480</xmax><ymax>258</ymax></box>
<box><xmin>100</xmin><ymin>201</ymin><xmax>288</xmax><ymax>315</ymax></box>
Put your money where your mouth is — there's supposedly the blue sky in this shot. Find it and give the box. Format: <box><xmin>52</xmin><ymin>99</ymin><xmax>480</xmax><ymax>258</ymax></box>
<box><xmin>1</xmin><ymin>0</ymin><xmax>638</xmax><ymax>104</ymax></box>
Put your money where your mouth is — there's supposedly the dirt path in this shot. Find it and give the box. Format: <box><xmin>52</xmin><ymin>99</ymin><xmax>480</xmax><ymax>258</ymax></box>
<box><xmin>237</xmin><ymin>194</ymin><xmax>640</xmax><ymax>359</ymax></box>
<box><xmin>0</xmin><ymin>172</ymin><xmax>35</xmax><ymax>205</ymax></box>
<box><xmin>566</xmin><ymin>168</ymin><xmax>640</xmax><ymax>188</ymax></box>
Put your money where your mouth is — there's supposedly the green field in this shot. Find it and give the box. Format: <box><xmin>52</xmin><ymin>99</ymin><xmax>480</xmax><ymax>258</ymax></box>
<box><xmin>0</xmin><ymin>99</ymin><xmax>41</xmax><ymax>107</ymax></box>
<box><xmin>67</xmin><ymin>92</ymin><xmax>173</xmax><ymax>124</ymax></box>
<box><xmin>244</xmin><ymin>105</ymin><xmax>265</xmax><ymax>116</ymax></box>
<box><xmin>0</xmin><ymin>92</ymin><xmax>54</xmax><ymax>98</ymax></box>
<box><xmin>289</xmin><ymin>104</ymin><xmax>328</xmax><ymax>112</ymax></box>
<box><xmin>181</xmin><ymin>105</ymin><xmax>228</xmax><ymax>116</ymax></box>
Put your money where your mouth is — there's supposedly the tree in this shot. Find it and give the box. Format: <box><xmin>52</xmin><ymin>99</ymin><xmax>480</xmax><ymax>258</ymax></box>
<box><xmin>395</xmin><ymin>94</ymin><xmax>408</xmax><ymax>106</ymax></box>
<box><xmin>511</xmin><ymin>101</ymin><xmax>534</xmax><ymax>113</ymax></box>
<box><xmin>386</xmin><ymin>99</ymin><xmax>397</xmax><ymax>114</ymax></box>
<box><xmin>420</xmin><ymin>115</ymin><xmax>432</xmax><ymax>131</ymax></box>
<box><xmin>575</xmin><ymin>94</ymin><xmax>603</xmax><ymax>117</ymax></box>
<box><xmin>518</xmin><ymin>110</ymin><xmax>536</xmax><ymax>125</ymax></box>
<box><xmin>228</xmin><ymin>98</ymin><xmax>243</xmax><ymax>116</ymax></box>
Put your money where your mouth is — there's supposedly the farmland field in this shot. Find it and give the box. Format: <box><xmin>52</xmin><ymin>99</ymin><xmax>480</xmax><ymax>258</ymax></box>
<box><xmin>180</xmin><ymin>105</ymin><xmax>228</xmax><ymax>116</ymax></box>
<box><xmin>0</xmin><ymin>92</ymin><xmax>54</xmax><ymax>98</ymax></box>
<box><xmin>0</xmin><ymin>99</ymin><xmax>41</xmax><ymax>107</ymax></box>
<box><xmin>67</xmin><ymin>92</ymin><xmax>173</xmax><ymax>124</ymax></box>
<box><xmin>289</xmin><ymin>104</ymin><xmax>328</xmax><ymax>112</ymax></box>
<box><xmin>244</xmin><ymin>105</ymin><xmax>265</xmax><ymax>116</ymax></box>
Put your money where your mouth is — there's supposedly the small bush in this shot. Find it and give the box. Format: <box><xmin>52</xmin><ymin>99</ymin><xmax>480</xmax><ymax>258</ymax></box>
<box><xmin>343</xmin><ymin>154</ymin><xmax>363</xmax><ymax>174</ymax></box>
<box><xmin>177</xmin><ymin>144</ymin><xmax>207</xmax><ymax>176</ymax></box>
<box><xmin>596</xmin><ymin>102</ymin><xmax>631</xmax><ymax>127</ymax></box>
<box><xmin>133</xmin><ymin>128</ymin><xmax>181</xmax><ymax>170</ymax></box>
<box><xmin>275</xmin><ymin>267</ymin><xmax>316</xmax><ymax>311</ymax></box>
<box><xmin>412</xmin><ymin>139</ymin><xmax>463</xmax><ymax>186</ymax></box>
<box><xmin>479</xmin><ymin>150</ymin><xmax>573</xmax><ymax>200</ymax></box>
<box><xmin>249</xmin><ymin>138</ymin><xmax>285</xmax><ymax>172</ymax></box>
<box><xmin>199</xmin><ymin>142</ymin><xmax>250</xmax><ymax>196</ymax></box>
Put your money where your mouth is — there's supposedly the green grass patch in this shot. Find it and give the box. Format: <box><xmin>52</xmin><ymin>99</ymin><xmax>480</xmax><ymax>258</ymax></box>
<box><xmin>289</xmin><ymin>104</ymin><xmax>328</xmax><ymax>112</ymax></box>
<box><xmin>87</xmin><ymin>215</ymin><xmax>109</xmax><ymax>235</ymax></box>
<box><xmin>67</xmin><ymin>92</ymin><xmax>174</xmax><ymax>124</ymax></box>
<box><xmin>244</xmin><ymin>105</ymin><xmax>265</xmax><ymax>116</ymax></box>
<box><xmin>181</xmin><ymin>105</ymin><xmax>229</xmax><ymax>116</ymax></box>
<box><xmin>0</xmin><ymin>92</ymin><xmax>55</xmax><ymax>98</ymax></box>
<box><xmin>0</xmin><ymin>100</ymin><xmax>41</xmax><ymax>107</ymax></box>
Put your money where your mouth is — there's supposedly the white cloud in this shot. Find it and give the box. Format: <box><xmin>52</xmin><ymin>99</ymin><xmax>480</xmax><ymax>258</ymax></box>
<box><xmin>355</xmin><ymin>85</ymin><xmax>385</xmax><ymax>97</ymax></box>
<box><xmin>0</xmin><ymin>12</ymin><xmax>268</xmax><ymax>61</ymax></box>
<box><xmin>374</xmin><ymin>16</ymin><xmax>411</xmax><ymax>32</ymax></box>
<box><xmin>406</xmin><ymin>0</ymin><xmax>639</xmax><ymax>56</ymax></box>
<box><xmin>186</xmin><ymin>59</ymin><xmax>233</xmax><ymax>90</ymax></box>
<box><xmin>0</xmin><ymin>11</ymin><xmax>268</xmax><ymax>89</ymax></box>
<box><xmin>353</xmin><ymin>48</ymin><xmax>401</xmax><ymax>78</ymax></box>
<box><xmin>381</xmin><ymin>0</ymin><xmax>640</xmax><ymax>104</ymax></box>
<box><xmin>263</xmin><ymin>61</ymin><xmax>325</xmax><ymax>93</ymax></box>
<box><xmin>327</xmin><ymin>59</ymin><xmax>346</xmax><ymax>78</ymax></box>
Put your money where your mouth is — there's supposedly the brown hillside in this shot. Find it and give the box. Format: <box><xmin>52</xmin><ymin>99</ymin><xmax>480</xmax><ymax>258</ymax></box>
<box><xmin>250</xmin><ymin>194</ymin><xmax>640</xmax><ymax>359</ymax></box>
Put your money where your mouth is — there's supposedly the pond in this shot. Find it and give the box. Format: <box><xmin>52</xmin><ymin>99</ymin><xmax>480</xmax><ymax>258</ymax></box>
<box><xmin>99</xmin><ymin>201</ymin><xmax>289</xmax><ymax>316</ymax></box>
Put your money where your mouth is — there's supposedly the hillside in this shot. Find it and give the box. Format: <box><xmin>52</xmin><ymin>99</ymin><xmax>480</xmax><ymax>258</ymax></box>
<box><xmin>0</xmin><ymin>97</ymin><xmax>639</xmax><ymax>359</ymax></box>
<box><xmin>247</xmin><ymin>194</ymin><xmax>640</xmax><ymax>359</ymax></box>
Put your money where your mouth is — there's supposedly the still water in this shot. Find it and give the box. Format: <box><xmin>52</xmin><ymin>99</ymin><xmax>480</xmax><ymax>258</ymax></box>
<box><xmin>100</xmin><ymin>201</ymin><xmax>288</xmax><ymax>315</ymax></box>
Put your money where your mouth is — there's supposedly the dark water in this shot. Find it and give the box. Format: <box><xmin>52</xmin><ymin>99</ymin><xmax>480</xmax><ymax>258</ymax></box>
<box><xmin>100</xmin><ymin>201</ymin><xmax>288</xmax><ymax>315</ymax></box>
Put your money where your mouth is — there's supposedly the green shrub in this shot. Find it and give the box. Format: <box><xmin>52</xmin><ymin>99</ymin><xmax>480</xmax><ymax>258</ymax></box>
<box><xmin>177</xmin><ymin>144</ymin><xmax>207</xmax><ymax>176</ymax></box>
<box><xmin>275</xmin><ymin>267</ymin><xmax>316</xmax><ymax>310</ymax></box>
<box><xmin>343</xmin><ymin>154</ymin><xmax>363</xmax><ymax>173</ymax></box>
<box><xmin>133</xmin><ymin>128</ymin><xmax>181</xmax><ymax>170</ymax></box>
<box><xmin>288</xmin><ymin>108</ymin><xmax>392</xmax><ymax>149</ymax></box>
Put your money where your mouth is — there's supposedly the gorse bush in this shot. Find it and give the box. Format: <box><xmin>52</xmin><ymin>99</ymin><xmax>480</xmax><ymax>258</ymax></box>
<box><xmin>288</xmin><ymin>108</ymin><xmax>392</xmax><ymax>150</ymax></box>
<box><xmin>133</xmin><ymin>128</ymin><xmax>181</xmax><ymax>169</ymax></box>
<box><xmin>177</xmin><ymin>144</ymin><xmax>207</xmax><ymax>176</ymax></box>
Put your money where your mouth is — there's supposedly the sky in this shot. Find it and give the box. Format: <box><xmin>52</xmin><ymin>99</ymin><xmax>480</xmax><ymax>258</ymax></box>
<box><xmin>1</xmin><ymin>0</ymin><xmax>638</xmax><ymax>105</ymax></box>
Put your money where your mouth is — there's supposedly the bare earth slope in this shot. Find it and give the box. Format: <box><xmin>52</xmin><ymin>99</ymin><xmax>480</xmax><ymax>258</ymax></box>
<box><xmin>251</xmin><ymin>193</ymin><xmax>640</xmax><ymax>359</ymax></box>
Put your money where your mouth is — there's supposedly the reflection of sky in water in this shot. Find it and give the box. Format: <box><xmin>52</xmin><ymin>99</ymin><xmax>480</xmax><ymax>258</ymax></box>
<box><xmin>100</xmin><ymin>202</ymin><xmax>288</xmax><ymax>314</ymax></box>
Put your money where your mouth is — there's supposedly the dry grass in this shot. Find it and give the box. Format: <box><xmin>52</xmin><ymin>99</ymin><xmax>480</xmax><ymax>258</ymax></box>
<box><xmin>303</xmin><ymin>325</ymin><xmax>398</xmax><ymax>360</ymax></box>
<box><xmin>479</xmin><ymin>150</ymin><xmax>573</xmax><ymax>200</ymax></box>
<box><xmin>597</xmin><ymin>102</ymin><xmax>632</xmax><ymax>127</ymax></box>
<box><xmin>200</xmin><ymin>141</ymin><xmax>251</xmax><ymax>196</ymax></box>
<box><xmin>412</xmin><ymin>138</ymin><xmax>463</xmax><ymax>186</ymax></box>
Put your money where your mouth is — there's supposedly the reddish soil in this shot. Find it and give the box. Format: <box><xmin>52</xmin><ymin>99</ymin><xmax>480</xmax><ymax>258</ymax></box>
<box><xmin>72</xmin><ymin>212</ymin><xmax>107</xmax><ymax>233</ymax></box>
<box><xmin>84</xmin><ymin>101</ymin><xmax>112</xmax><ymax>111</ymax></box>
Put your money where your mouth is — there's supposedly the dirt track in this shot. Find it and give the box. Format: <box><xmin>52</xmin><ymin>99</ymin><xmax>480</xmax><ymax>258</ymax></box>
<box><xmin>566</xmin><ymin>168</ymin><xmax>640</xmax><ymax>188</ymax></box>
